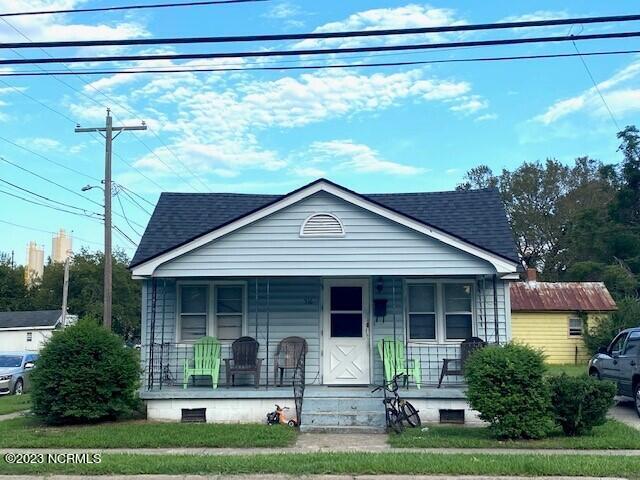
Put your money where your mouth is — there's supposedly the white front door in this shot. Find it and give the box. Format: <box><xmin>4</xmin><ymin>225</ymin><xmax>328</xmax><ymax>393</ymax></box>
<box><xmin>322</xmin><ymin>279</ymin><xmax>370</xmax><ymax>385</ymax></box>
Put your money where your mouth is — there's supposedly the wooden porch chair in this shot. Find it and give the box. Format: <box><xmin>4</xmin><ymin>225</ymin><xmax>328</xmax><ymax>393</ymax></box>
<box><xmin>437</xmin><ymin>336</ymin><xmax>486</xmax><ymax>388</ymax></box>
<box><xmin>377</xmin><ymin>338</ymin><xmax>422</xmax><ymax>389</ymax></box>
<box><xmin>224</xmin><ymin>336</ymin><xmax>263</xmax><ymax>387</ymax></box>
<box><xmin>274</xmin><ymin>336</ymin><xmax>308</xmax><ymax>386</ymax></box>
<box><xmin>183</xmin><ymin>336</ymin><xmax>221</xmax><ymax>389</ymax></box>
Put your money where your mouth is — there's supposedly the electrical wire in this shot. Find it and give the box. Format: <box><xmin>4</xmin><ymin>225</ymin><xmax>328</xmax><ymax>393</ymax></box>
<box><xmin>115</xmin><ymin>185</ymin><xmax>153</xmax><ymax>214</ymax></box>
<box><xmin>0</xmin><ymin>188</ymin><xmax>103</xmax><ymax>220</ymax></box>
<box><xmin>113</xmin><ymin>224</ymin><xmax>138</xmax><ymax>246</ymax></box>
<box><xmin>2</xmin><ymin>48</ymin><xmax>637</xmax><ymax>77</ymax></box>
<box><xmin>0</xmin><ymin>177</ymin><xmax>103</xmax><ymax>216</ymax></box>
<box><xmin>115</xmin><ymin>190</ymin><xmax>143</xmax><ymax>237</ymax></box>
<box><xmin>0</xmin><ymin>0</ymin><xmax>272</xmax><ymax>17</ymax></box>
<box><xmin>0</xmin><ymin>30</ymin><xmax>638</xmax><ymax>65</ymax></box>
<box><xmin>5</xmin><ymin>13</ymin><xmax>640</xmax><ymax>50</ymax></box>
<box><xmin>116</xmin><ymin>184</ymin><xmax>157</xmax><ymax>209</ymax></box>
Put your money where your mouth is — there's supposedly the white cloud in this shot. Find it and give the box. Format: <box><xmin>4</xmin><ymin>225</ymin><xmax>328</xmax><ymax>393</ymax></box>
<box><xmin>475</xmin><ymin>113</ymin><xmax>498</xmax><ymax>122</ymax></box>
<box><xmin>293</xmin><ymin>166</ymin><xmax>326</xmax><ymax>178</ymax></box>
<box><xmin>293</xmin><ymin>4</ymin><xmax>466</xmax><ymax>49</ymax></box>
<box><xmin>306</xmin><ymin>140</ymin><xmax>422</xmax><ymax>176</ymax></box>
<box><xmin>449</xmin><ymin>95</ymin><xmax>488</xmax><ymax>114</ymax></box>
<box><xmin>534</xmin><ymin>59</ymin><xmax>640</xmax><ymax>125</ymax></box>
<box><xmin>0</xmin><ymin>1</ymin><xmax>147</xmax><ymax>43</ymax></box>
<box><xmin>17</xmin><ymin>137</ymin><xmax>61</xmax><ymax>151</ymax></box>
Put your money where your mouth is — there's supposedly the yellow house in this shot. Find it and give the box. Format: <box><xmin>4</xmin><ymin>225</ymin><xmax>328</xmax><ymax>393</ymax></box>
<box><xmin>511</xmin><ymin>271</ymin><xmax>617</xmax><ymax>364</ymax></box>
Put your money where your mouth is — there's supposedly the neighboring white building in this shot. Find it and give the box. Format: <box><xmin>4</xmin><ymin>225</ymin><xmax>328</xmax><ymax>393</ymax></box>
<box><xmin>52</xmin><ymin>229</ymin><xmax>73</xmax><ymax>263</ymax></box>
<box><xmin>0</xmin><ymin>310</ymin><xmax>77</xmax><ymax>352</ymax></box>
<box><xmin>25</xmin><ymin>242</ymin><xmax>44</xmax><ymax>287</ymax></box>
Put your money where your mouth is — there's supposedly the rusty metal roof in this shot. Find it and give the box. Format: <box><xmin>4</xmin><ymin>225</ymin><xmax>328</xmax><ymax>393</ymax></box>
<box><xmin>510</xmin><ymin>281</ymin><xmax>617</xmax><ymax>312</ymax></box>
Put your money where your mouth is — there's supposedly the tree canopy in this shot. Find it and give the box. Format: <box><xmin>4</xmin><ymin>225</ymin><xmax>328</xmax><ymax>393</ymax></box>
<box><xmin>0</xmin><ymin>249</ymin><xmax>140</xmax><ymax>341</ymax></box>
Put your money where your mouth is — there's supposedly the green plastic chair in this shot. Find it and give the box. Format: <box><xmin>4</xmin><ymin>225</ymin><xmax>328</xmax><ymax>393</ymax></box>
<box><xmin>377</xmin><ymin>338</ymin><xmax>422</xmax><ymax>389</ymax></box>
<box><xmin>183</xmin><ymin>336</ymin><xmax>221</xmax><ymax>389</ymax></box>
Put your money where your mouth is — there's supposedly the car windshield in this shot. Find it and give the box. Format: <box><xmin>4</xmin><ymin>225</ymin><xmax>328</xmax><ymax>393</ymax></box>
<box><xmin>0</xmin><ymin>355</ymin><xmax>23</xmax><ymax>368</ymax></box>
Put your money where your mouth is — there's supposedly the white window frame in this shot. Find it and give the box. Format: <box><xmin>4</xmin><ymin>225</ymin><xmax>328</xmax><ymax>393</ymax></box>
<box><xmin>404</xmin><ymin>279</ymin><xmax>476</xmax><ymax>344</ymax></box>
<box><xmin>405</xmin><ymin>282</ymin><xmax>438</xmax><ymax>342</ymax></box>
<box><xmin>442</xmin><ymin>282</ymin><xmax>475</xmax><ymax>342</ymax></box>
<box><xmin>176</xmin><ymin>280</ymin><xmax>247</xmax><ymax>343</ymax></box>
<box><xmin>568</xmin><ymin>316</ymin><xmax>584</xmax><ymax>338</ymax></box>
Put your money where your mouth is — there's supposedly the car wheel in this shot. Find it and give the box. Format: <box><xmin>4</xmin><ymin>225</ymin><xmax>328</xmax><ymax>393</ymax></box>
<box><xmin>634</xmin><ymin>383</ymin><xmax>640</xmax><ymax>419</ymax></box>
<box><xmin>589</xmin><ymin>369</ymin><xmax>600</xmax><ymax>380</ymax></box>
<box><xmin>13</xmin><ymin>379</ymin><xmax>23</xmax><ymax>396</ymax></box>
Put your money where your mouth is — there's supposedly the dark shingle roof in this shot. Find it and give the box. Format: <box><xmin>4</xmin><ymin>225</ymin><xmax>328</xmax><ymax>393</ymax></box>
<box><xmin>0</xmin><ymin>310</ymin><xmax>62</xmax><ymax>329</ymax></box>
<box><xmin>130</xmin><ymin>179</ymin><xmax>519</xmax><ymax>267</ymax></box>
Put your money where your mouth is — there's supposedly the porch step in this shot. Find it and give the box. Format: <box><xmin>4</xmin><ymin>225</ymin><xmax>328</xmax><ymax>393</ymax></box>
<box><xmin>300</xmin><ymin>394</ymin><xmax>387</xmax><ymax>433</ymax></box>
<box><xmin>302</xmin><ymin>410</ymin><xmax>386</xmax><ymax>428</ymax></box>
<box><xmin>299</xmin><ymin>424</ymin><xmax>386</xmax><ymax>434</ymax></box>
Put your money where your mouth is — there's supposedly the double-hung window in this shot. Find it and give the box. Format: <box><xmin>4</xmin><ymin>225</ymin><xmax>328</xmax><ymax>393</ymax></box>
<box><xmin>407</xmin><ymin>284</ymin><xmax>436</xmax><ymax>340</ymax></box>
<box><xmin>178</xmin><ymin>283</ymin><xmax>245</xmax><ymax>342</ymax></box>
<box><xmin>407</xmin><ymin>282</ymin><xmax>474</xmax><ymax>342</ymax></box>
<box><xmin>179</xmin><ymin>285</ymin><xmax>208</xmax><ymax>341</ymax></box>
<box><xmin>443</xmin><ymin>284</ymin><xmax>473</xmax><ymax>340</ymax></box>
<box><xmin>568</xmin><ymin>317</ymin><xmax>583</xmax><ymax>337</ymax></box>
<box><xmin>215</xmin><ymin>285</ymin><xmax>244</xmax><ymax>341</ymax></box>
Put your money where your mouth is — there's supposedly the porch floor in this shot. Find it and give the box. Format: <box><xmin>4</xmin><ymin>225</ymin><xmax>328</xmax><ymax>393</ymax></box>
<box><xmin>140</xmin><ymin>384</ymin><xmax>466</xmax><ymax>400</ymax></box>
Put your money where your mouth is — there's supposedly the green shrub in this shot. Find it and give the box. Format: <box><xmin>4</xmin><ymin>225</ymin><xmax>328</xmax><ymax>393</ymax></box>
<box><xmin>464</xmin><ymin>343</ymin><xmax>554</xmax><ymax>439</ymax></box>
<box><xmin>584</xmin><ymin>297</ymin><xmax>640</xmax><ymax>354</ymax></box>
<box><xmin>31</xmin><ymin>319</ymin><xmax>140</xmax><ymax>424</ymax></box>
<box><xmin>549</xmin><ymin>374</ymin><xmax>616</xmax><ymax>436</ymax></box>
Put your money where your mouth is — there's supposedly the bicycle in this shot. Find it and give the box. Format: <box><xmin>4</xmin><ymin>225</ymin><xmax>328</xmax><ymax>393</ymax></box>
<box><xmin>371</xmin><ymin>373</ymin><xmax>421</xmax><ymax>433</ymax></box>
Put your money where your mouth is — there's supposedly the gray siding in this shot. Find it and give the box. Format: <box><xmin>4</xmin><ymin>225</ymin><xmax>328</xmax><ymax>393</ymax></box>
<box><xmin>155</xmin><ymin>191</ymin><xmax>496</xmax><ymax>277</ymax></box>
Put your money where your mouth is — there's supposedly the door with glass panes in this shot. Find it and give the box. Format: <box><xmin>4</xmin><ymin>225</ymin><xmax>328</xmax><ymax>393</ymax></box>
<box><xmin>322</xmin><ymin>279</ymin><xmax>370</xmax><ymax>385</ymax></box>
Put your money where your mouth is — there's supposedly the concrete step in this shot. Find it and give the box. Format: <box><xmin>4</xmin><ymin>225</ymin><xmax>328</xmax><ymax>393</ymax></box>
<box><xmin>301</xmin><ymin>410</ymin><xmax>386</xmax><ymax>427</ymax></box>
<box><xmin>302</xmin><ymin>397</ymin><xmax>384</xmax><ymax>412</ymax></box>
<box><xmin>299</xmin><ymin>424</ymin><xmax>386</xmax><ymax>434</ymax></box>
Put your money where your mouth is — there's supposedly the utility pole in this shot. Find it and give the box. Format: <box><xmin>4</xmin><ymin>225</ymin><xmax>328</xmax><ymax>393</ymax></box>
<box><xmin>61</xmin><ymin>256</ymin><xmax>70</xmax><ymax>326</ymax></box>
<box><xmin>75</xmin><ymin>109</ymin><xmax>146</xmax><ymax>330</ymax></box>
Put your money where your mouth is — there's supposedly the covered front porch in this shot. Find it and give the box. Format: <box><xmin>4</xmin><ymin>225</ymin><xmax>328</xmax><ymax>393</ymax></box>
<box><xmin>140</xmin><ymin>274</ymin><xmax>508</xmax><ymax>393</ymax></box>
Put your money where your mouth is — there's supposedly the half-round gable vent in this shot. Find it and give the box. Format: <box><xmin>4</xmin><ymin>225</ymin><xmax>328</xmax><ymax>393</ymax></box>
<box><xmin>300</xmin><ymin>213</ymin><xmax>345</xmax><ymax>237</ymax></box>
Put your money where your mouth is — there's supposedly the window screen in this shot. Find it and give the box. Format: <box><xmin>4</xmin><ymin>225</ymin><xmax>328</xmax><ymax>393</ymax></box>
<box><xmin>407</xmin><ymin>284</ymin><xmax>436</xmax><ymax>340</ymax></box>
<box><xmin>568</xmin><ymin>317</ymin><xmax>583</xmax><ymax>337</ymax></box>
<box><xmin>179</xmin><ymin>285</ymin><xmax>208</xmax><ymax>341</ymax></box>
<box><xmin>444</xmin><ymin>284</ymin><xmax>473</xmax><ymax>340</ymax></box>
<box><xmin>216</xmin><ymin>285</ymin><xmax>244</xmax><ymax>341</ymax></box>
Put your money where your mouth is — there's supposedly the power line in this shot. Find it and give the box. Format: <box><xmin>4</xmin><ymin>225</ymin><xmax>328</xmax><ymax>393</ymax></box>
<box><xmin>0</xmin><ymin>0</ymin><xmax>271</xmax><ymax>17</ymax></box>
<box><xmin>0</xmin><ymin>134</ymin><xmax>100</xmax><ymax>182</ymax></box>
<box><xmin>116</xmin><ymin>184</ymin><xmax>157</xmax><ymax>209</ymax></box>
<box><xmin>0</xmin><ymin>219</ymin><xmax>105</xmax><ymax>247</ymax></box>
<box><xmin>113</xmin><ymin>224</ymin><xmax>138</xmax><ymax>246</ymax></box>
<box><xmin>0</xmin><ymin>188</ymin><xmax>103</xmax><ymax>220</ymax></box>
<box><xmin>115</xmin><ymin>191</ymin><xmax>143</xmax><ymax>237</ymax></box>
<box><xmin>2</xmin><ymin>48</ymin><xmax>637</xmax><ymax>77</ymax></box>
<box><xmin>0</xmin><ymin>17</ymin><xmax>180</xmax><ymax>195</ymax></box>
<box><xmin>5</xmin><ymin>14</ymin><xmax>640</xmax><ymax>50</ymax></box>
<box><xmin>571</xmin><ymin>40</ymin><xmax>621</xmax><ymax>131</ymax></box>
<box><xmin>0</xmin><ymin>177</ymin><xmax>103</xmax><ymax>216</ymax></box>
<box><xmin>115</xmin><ymin>185</ymin><xmax>153</xmax><ymax>214</ymax></box>
<box><xmin>0</xmin><ymin>30</ymin><xmax>637</xmax><ymax>66</ymax></box>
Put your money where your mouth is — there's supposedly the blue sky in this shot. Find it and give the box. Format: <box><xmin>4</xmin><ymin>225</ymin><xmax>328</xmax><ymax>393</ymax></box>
<box><xmin>0</xmin><ymin>0</ymin><xmax>639</xmax><ymax>264</ymax></box>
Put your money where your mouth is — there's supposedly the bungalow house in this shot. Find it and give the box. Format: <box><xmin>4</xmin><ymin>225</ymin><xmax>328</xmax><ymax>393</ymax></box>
<box><xmin>131</xmin><ymin>179</ymin><xmax>520</xmax><ymax>430</ymax></box>
<box><xmin>0</xmin><ymin>310</ymin><xmax>77</xmax><ymax>352</ymax></box>
<box><xmin>511</xmin><ymin>270</ymin><xmax>617</xmax><ymax>364</ymax></box>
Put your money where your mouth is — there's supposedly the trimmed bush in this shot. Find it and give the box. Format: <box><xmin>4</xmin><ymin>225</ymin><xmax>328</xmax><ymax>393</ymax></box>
<box><xmin>464</xmin><ymin>343</ymin><xmax>554</xmax><ymax>439</ymax></box>
<box><xmin>31</xmin><ymin>319</ymin><xmax>139</xmax><ymax>424</ymax></box>
<box><xmin>549</xmin><ymin>374</ymin><xmax>616</xmax><ymax>436</ymax></box>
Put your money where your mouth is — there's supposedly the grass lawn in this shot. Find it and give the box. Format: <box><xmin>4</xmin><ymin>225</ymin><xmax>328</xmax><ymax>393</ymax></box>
<box><xmin>0</xmin><ymin>417</ymin><xmax>296</xmax><ymax>448</ymax></box>
<box><xmin>1</xmin><ymin>452</ymin><xmax>640</xmax><ymax>478</ymax></box>
<box><xmin>0</xmin><ymin>394</ymin><xmax>30</xmax><ymax>415</ymax></box>
<box><xmin>389</xmin><ymin>420</ymin><xmax>640</xmax><ymax>449</ymax></box>
<box><xmin>545</xmin><ymin>363</ymin><xmax>588</xmax><ymax>377</ymax></box>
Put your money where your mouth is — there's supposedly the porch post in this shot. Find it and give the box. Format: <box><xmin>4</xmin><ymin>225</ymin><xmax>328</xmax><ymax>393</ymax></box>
<box><xmin>492</xmin><ymin>274</ymin><xmax>499</xmax><ymax>344</ymax></box>
<box><xmin>147</xmin><ymin>277</ymin><xmax>157</xmax><ymax>390</ymax></box>
<box><xmin>265</xmin><ymin>278</ymin><xmax>270</xmax><ymax>388</ymax></box>
<box><xmin>392</xmin><ymin>277</ymin><xmax>397</xmax><ymax>379</ymax></box>
<box><xmin>254</xmin><ymin>278</ymin><xmax>259</xmax><ymax>339</ymax></box>
<box><xmin>158</xmin><ymin>279</ymin><xmax>167</xmax><ymax>390</ymax></box>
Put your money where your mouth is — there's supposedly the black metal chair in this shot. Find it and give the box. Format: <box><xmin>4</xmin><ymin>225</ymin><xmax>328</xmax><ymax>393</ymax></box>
<box><xmin>437</xmin><ymin>336</ymin><xmax>486</xmax><ymax>388</ymax></box>
<box><xmin>224</xmin><ymin>336</ymin><xmax>263</xmax><ymax>387</ymax></box>
<box><xmin>274</xmin><ymin>336</ymin><xmax>308</xmax><ymax>386</ymax></box>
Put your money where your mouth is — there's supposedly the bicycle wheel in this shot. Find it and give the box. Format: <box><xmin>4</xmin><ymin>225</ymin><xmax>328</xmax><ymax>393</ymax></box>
<box><xmin>387</xmin><ymin>409</ymin><xmax>404</xmax><ymax>434</ymax></box>
<box><xmin>400</xmin><ymin>401</ymin><xmax>421</xmax><ymax>427</ymax></box>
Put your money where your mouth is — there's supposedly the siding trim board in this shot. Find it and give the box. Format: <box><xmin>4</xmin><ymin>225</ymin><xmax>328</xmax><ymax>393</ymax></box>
<box><xmin>131</xmin><ymin>180</ymin><xmax>518</xmax><ymax>277</ymax></box>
